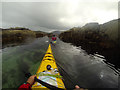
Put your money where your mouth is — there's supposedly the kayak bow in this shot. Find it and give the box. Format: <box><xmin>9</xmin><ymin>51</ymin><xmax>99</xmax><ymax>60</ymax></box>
<box><xmin>32</xmin><ymin>44</ymin><xmax>65</xmax><ymax>89</ymax></box>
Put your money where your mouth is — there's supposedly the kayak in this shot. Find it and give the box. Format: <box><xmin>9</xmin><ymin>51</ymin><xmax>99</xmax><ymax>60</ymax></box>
<box><xmin>32</xmin><ymin>44</ymin><xmax>65</xmax><ymax>89</ymax></box>
<box><xmin>52</xmin><ymin>41</ymin><xmax>56</xmax><ymax>44</ymax></box>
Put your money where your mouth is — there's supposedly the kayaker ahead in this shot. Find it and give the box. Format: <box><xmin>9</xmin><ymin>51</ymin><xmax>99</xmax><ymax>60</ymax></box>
<box><xmin>18</xmin><ymin>75</ymin><xmax>87</xmax><ymax>90</ymax></box>
<box><xmin>51</xmin><ymin>35</ymin><xmax>57</xmax><ymax>44</ymax></box>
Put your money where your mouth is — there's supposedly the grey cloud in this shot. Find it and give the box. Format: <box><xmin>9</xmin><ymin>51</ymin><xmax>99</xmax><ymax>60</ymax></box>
<box><xmin>2</xmin><ymin>2</ymin><xmax>69</xmax><ymax>31</ymax></box>
<box><xmin>2</xmin><ymin>2</ymin><xmax>118</xmax><ymax>32</ymax></box>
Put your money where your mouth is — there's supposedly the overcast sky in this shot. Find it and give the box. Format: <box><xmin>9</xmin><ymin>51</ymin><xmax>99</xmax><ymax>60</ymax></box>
<box><xmin>1</xmin><ymin>0</ymin><xmax>118</xmax><ymax>32</ymax></box>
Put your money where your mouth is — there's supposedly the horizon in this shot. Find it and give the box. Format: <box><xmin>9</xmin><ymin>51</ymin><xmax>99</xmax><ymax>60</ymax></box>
<box><xmin>1</xmin><ymin>0</ymin><xmax>118</xmax><ymax>32</ymax></box>
<box><xmin>1</xmin><ymin>18</ymin><xmax>118</xmax><ymax>32</ymax></box>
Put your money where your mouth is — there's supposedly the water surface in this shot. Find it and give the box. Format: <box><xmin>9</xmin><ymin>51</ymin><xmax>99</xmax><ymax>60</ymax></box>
<box><xmin>2</xmin><ymin>37</ymin><xmax>119</xmax><ymax>89</ymax></box>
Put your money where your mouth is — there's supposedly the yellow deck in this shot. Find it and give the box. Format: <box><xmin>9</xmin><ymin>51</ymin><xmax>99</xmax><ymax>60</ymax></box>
<box><xmin>32</xmin><ymin>44</ymin><xmax>65</xmax><ymax>89</ymax></box>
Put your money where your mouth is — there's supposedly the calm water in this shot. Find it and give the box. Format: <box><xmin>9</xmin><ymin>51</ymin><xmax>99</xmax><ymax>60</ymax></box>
<box><xmin>2</xmin><ymin>36</ymin><xmax>119</xmax><ymax>89</ymax></box>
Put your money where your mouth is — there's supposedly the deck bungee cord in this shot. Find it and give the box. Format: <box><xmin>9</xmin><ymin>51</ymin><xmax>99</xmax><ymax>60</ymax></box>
<box><xmin>28</xmin><ymin>44</ymin><xmax>66</xmax><ymax>89</ymax></box>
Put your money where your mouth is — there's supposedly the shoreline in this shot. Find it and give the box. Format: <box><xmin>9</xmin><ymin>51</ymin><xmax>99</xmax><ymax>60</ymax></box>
<box><xmin>1</xmin><ymin>28</ymin><xmax>47</xmax><ymax>49</ymax></box>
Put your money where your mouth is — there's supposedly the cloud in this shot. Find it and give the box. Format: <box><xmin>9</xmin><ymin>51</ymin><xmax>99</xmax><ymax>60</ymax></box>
<box><xmin>1</xmin><ymin>0</ymin><xmax>119</xmax><ymax>2</ymax></box>
<box><xmin>2</xmin><ymin>2</ymin><xmax>70</xmax><ymax>30</ymax></box>
<box><xmin>1</xmin><ymin>1</ymin><xmax>118</xmax><ymax>32</ymax></box>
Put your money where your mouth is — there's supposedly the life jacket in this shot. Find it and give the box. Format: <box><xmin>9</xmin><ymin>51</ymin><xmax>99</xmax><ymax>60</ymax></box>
<box><xmin>52</xmin><ymin>37</ymin><xmax>56</xmax><ymax>41</ymax></box>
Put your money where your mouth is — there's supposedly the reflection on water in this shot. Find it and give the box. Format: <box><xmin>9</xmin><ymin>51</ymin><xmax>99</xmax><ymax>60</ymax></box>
<box><xmin>2</xmin><ymin>37</ymin><xmax>119</xmax><ymax>89</ymax></box>
<box><xmin>52</xmin><ymin>39</ymin><xmax>119</xmax><ymax>89</ymax></box>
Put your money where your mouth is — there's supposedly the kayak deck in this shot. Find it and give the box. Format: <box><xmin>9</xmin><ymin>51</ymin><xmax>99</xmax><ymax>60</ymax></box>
<box><xmin>32</xmin><ymin>44</ymin><xmax>65</xmax><ymax>89</ymax></box>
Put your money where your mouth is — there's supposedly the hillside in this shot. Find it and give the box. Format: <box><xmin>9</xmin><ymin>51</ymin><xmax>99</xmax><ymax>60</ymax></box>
<box><xmin>100</xmin><ymin>19</ymin><xmax>119</xmax><ymax>43</ymax></box>
<box><xmin>59</xmin><ymin>19</ymin><xmax>119</xmax><ymax>68</ymax></box>
<box><xmin>52</xmin><ymin>31</ymin><xmax>62</xmax><ymax>35</ymax></box>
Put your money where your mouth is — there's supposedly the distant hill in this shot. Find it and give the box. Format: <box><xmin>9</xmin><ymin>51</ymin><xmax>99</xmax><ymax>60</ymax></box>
<box><xmin>82</xmin><ymin>22</ymin><xmax>100</xmax><ymax>31</ymax></box>
<box><xmin>52</xmin><ymin>31</ymin><xmax>62</xmax><ymax>35</ymax></box>
<box><xmin>47</xmin><ymin>31</ymin><xmax>62</xmax><ymax>37</ymax></box>
<box><xmin>100</xmin><ymin>19</ymin><xmax>119</xmax><ymax>42</ymax></box>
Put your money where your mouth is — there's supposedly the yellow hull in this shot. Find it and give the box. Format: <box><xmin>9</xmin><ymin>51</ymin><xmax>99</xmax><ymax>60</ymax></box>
<box><xmin>53</xmin><ymin>41</ymin><xmax>56</xmax><ymax>44</ymax></box>
<box><xmin>32</xmin><ymin>44</ymin><xmax>65</xmax><ymax>89</ymax></box>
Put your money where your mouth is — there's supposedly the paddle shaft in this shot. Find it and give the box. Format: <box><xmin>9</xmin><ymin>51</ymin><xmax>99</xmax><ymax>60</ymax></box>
<box><xmin>25</xmin><ymin>73</ymin><xmax>64</xmax><ymax>90</ymax></box>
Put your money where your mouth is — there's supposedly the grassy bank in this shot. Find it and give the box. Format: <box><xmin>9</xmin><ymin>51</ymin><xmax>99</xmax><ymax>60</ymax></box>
<box><xmin>2</xmin><ymin>27</ymin><xmax>47</xmax><ymax>48</ymax></box>
<box><xmin>2</xmin><ymin>30</ymin><xmax>36</xmax><ymax>45</ymax></box>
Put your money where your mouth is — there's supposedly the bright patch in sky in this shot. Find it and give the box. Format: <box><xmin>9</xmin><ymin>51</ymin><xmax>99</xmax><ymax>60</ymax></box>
<box><xmin>58</xmin><ymin>1</ymin><xmax>118</xmax><ymax>27</ymax></box>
